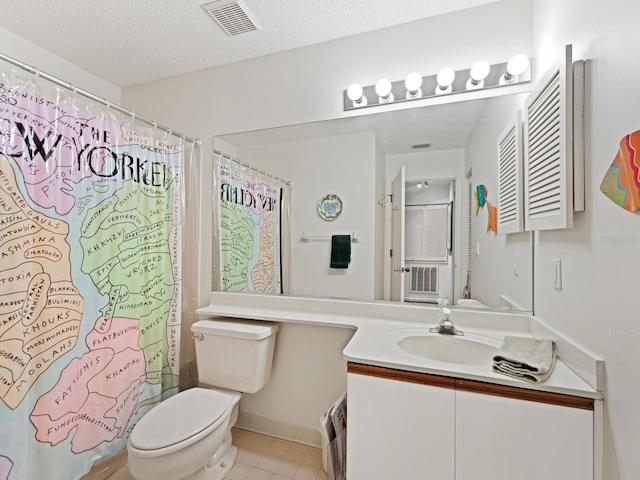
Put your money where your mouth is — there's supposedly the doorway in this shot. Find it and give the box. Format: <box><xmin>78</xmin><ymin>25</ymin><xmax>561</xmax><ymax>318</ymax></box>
<box><xmin>390</xmin><ymin>168</ymin><xmax>455</xmax><ymax>304</ymax></box>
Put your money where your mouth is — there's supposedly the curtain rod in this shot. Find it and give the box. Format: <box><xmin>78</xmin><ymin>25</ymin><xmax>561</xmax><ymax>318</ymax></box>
<box><xmin>213</xmin><ymin>149</ymin><xmax>292</xmax><ymax>186</ymax></box>
<box><xmin>0</xmin><ymin>52</ymin><xmax>201</xmax><ymax>146</ymax></box>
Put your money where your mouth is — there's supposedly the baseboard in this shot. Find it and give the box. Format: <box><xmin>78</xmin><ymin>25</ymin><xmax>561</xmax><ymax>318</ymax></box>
<box><xmin>80</xmin><ymin>449</ymin><xmax>127</xmax><ymax>480</ymax></box>
<box><xmin>235</xmin><ymin>412</ymin><xmax>321</xmax><ymax>448</ymax></box>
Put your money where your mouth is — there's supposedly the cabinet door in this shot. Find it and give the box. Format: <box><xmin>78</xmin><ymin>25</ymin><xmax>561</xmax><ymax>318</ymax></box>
<box><xmin>347</xmin><ymin>373</ymin><xmax>455</xmax><ymax>480</ymax></box>
<box><xmin>456</xmin><ymin>389</ymin><xmax>593</xmax><ymax>480</ymax></box>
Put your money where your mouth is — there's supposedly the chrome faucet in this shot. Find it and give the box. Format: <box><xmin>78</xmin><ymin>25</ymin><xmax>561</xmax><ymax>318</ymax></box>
<box><xmin>429</xmin><ymin>301</ymin><xmax>463</xmax><ymax>336</ymax></box>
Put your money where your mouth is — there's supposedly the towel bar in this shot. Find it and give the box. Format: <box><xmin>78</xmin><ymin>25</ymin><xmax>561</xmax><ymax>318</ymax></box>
<box><xmin>301</xmin><ymin>232</ymin><xmax>359</xmax><ymax>243</ymax></box>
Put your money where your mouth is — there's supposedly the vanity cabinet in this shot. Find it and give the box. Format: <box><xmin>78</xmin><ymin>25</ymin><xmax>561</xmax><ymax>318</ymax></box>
<box><xmin>456</xmin><ymin>385</ymin><xmax>593</xmax><ymax>480</ymax></box>
<box><xmin>346</xmin><ymin>366</ymin><xmax>455</xmax><ymax>480</ymax></box>
<box><xmin>347</xmin><ymin>363</ymin><xmax>594</xmax><ymax>480</ymax></box>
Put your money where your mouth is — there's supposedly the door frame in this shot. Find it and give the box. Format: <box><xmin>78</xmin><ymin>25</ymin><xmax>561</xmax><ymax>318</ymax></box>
<box><xmin>384</xmin><ymin>171</ymin><xmax>464</xmax><ymax>303</ymax></box>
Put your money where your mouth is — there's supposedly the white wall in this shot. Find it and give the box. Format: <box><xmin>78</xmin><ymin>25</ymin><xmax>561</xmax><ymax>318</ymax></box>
<box><xmin>224</xmin><ymin>132</ymin><xmax>377</xmax><ymax>433</ymax></box>
<box><xmin>0</xmin><ymin>26</ymin><xmax>120</xmax><ymax>104</ymax></box>
<box><xmin>122</xmin><ymin>0</ymin><xmax>534</xmax><ymax>307</ymax></box>
<box><xmin>9</xmin><ymin>1</ymin><xmax>637</xmax><ymax>474</ymax></box>
<box><xmin>123</xmin><ymin>0</ymin><xmax>533</xmax><ymax>138</ymax></box>
<box><xmin>532</xmin><ymin>0</ymin><xmax>640</xmax><ymax>478</ymax></box>
<box><xmin>121</xmin><ymin>0</ymin><xmax>533</xmax><ymax>437</ymax></box>
<box><xmin>239</xmin><ymin>323</ymin><xmax>354</xmax><ymax>441</ymax></box>
<box><xmin>465</xmin><ymin>94</ymin><xmax>533</xmax><ymax>310</ymax></box>
<box><xmin>236</xmin><ymin>132</ymin><xmax>378</xmax><ymax>301</ymax></box>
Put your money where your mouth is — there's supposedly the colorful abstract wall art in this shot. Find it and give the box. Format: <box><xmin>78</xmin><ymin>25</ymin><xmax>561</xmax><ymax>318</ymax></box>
<box><xmin>475</xmin><ymin>184</ymin><xmax>487</xmax><ymax>215</ymax></box>
<box><xmin>600</xmin><ymin>129</ymin><xmax>640</xmax><ymax>211</ymax></box>
<box><xmin>475</xmin><ymin>184</ymin><xmax>498</xmax><ymax>233</ymax></box>
<box><xmin>487</xmin><ymin>202</ymin><xmax>498</xmax><ymax>232</ymax></box>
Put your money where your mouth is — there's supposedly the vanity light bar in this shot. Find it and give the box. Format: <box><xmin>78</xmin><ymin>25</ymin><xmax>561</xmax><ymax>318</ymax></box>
<box><xmin>344</xmin><ymin>57</ymin><xmax>532</xmax><ymax>111</ymax></box>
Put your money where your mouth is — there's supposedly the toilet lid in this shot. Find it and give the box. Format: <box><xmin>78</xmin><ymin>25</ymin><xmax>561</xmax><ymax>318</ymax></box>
<box><xmin>129</xmin><ymin>388</ymin><xmax>232</xmax><ymax>450</ymax></box>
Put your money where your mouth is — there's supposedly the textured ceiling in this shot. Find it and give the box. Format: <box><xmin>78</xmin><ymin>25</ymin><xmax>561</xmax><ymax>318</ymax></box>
<box><xmin>0</xmin><ymin>0</ymin><xmax>501</xmax><ymax>87</ymax></box>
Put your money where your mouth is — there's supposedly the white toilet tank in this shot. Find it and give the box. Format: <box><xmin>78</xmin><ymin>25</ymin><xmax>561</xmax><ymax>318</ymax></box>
<box><xmin>191</xmin><ymin>318</ymin><xmax>278</xmax><ymax>394</ymax></box>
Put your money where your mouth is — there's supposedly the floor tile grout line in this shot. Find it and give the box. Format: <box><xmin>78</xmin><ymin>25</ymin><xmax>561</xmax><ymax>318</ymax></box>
<box><xmin>104</xmin><ymin>430</ymin><xmax>326</xmax><ymax>480</ymax></box>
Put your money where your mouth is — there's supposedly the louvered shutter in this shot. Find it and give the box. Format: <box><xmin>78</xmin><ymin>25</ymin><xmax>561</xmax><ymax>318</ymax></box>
<box><xmin>425</xmin><ymin>206</ymin><xmax>448</xmax><ymax>261</ymax></box>
<box><xmin>404</xmin><ymin>205</ymin><xmax>448</xmax><ymax>262</ymax></box>
<box><xmin>405</xmin><ymin>207</ymin><xmax>424</xmax><ymax>260</ymax></box>
<box><xmin>524</xmin><ymin>44</ymin><xmax>574</xmax><ymax>230</ymax></box>
<box><xmin>498</xmin><ymin>111</ymin><xmax>524</xmax><ymax>234</ymax></box>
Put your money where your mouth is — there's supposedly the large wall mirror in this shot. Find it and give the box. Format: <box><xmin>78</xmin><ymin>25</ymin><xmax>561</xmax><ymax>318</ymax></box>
<box><xmin>214</xmin><ymin>91</ymin><xmax>533</xmax><ymax>314</ymax></box>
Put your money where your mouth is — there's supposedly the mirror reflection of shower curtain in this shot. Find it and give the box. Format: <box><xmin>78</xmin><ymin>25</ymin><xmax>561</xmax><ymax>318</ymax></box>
<box><xmin>0</xmin><ymin>61</ymin><xmax>192</xmax><ymax>479</ymax></box>
<box><xmin>213</xmin><ymin>152</ymin><xmax>291</xmax><ymax>295</ymax></box>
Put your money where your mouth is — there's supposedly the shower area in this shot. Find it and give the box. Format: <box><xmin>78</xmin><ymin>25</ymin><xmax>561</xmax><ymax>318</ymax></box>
<box><xmin>403</xmin><ymin>179</ymin><xmax>455</xmax><ymax>304</ymax></box>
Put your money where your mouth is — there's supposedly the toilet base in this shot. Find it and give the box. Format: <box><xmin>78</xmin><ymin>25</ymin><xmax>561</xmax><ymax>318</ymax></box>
<box><xmin>182</xmin><ymin>430</ymin><xmax>237</xmax><ymax>480</ymax></box>
<box><xmin>202</xmin><ymin>445</ymin><xmax>237</xmax><ymax>480</ymax></box>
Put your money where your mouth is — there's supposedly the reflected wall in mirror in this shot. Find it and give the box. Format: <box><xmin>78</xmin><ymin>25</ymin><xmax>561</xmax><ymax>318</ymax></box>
<box><xmin>214</xmin><ymin>92</ymin><xmax>533</xmax><ymax>313</ymax></box>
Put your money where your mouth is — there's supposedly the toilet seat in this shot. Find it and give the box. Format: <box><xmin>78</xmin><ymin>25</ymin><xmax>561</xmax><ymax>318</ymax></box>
<box><xmin>129</xmin><ymin>388</ymin><xmax>233</xmax><ymax>451</ymax></box>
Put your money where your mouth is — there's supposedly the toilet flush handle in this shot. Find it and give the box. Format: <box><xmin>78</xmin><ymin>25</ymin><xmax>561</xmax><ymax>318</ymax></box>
<box><xmin>192</xmin><ymin>333</ymin><xmax>204</xmax><ymax>341</ymax></box>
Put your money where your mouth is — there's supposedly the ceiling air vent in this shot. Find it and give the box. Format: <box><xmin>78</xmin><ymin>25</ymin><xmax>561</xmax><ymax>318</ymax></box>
<box><xmin>202</xmin><ymin>0</ymin><xmax>262</xmax><ymax>37</ymax></box>
<box><xmin>411</xmin><ymin>143</ymin><xmax>432</xmax><ymax>149</ymax></box>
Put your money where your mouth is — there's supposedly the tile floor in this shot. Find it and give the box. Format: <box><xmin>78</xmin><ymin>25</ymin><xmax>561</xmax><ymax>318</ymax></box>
<box><xmin>106</xmin><ymin>428</ymin><xmax>327</xmax><ymax>480</ymax></box>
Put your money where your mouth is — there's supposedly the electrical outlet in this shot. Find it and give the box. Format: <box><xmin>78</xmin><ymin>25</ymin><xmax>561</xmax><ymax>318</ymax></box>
<box><xmin>552</xmin><ymin>259</ymin><xmax>562</xmax><ymax>290</ymax></box>
<box><xmin>512</xmin><ymin>254</ymin><xmax>519</xmax><ymax>276</ymax></box>
<box><xmin>475</xmin><ymin>242</ymin><xmax>480</xmax><ymax>256</ymax></box>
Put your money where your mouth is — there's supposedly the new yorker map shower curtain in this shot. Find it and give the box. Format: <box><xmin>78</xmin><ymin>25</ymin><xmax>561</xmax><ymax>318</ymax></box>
<box><xmin>0</xmin><ymin>65</ymin><xmax>186</xmax><ymax>479</ymax></box>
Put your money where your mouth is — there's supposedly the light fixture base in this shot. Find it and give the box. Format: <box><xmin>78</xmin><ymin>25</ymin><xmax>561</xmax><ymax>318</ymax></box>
<box><xmin>406</xmin><ymin>89</ymin><xmax>422</xmax><ymax>100</ymax></box>
<box><xmin>343</xmin><ymin>58</ymin><xmax>532</xmax><ymax>111</ymax></box>
<box><xmin>466</xmin><ymin>78</ymin><xmax>485</xmax><ymax>90</ymax></box>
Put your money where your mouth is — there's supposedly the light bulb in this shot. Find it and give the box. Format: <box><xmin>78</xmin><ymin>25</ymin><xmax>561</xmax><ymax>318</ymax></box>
<box><xmin>405</xmin><ymin>72</ymin><xmax>423</xmax><ymax>99</ymax></box>
<box><xmin>436</xmin><ymin>67</ymin><xmax>455</xmax><ymax>95</ymax></box>
<box><xmin>466</xmin><ymin>60</ymin><xmax>490</xmax><ymax>90</ymax></box>
<box><xmin>347</xmin><ymin>83</ymin><xmax>367</xmax><ymax>107</ymax></box>
<box><xmin>507</xmin><ymin>54</ymin><xmax>529</xmax><ymax>76</ymax></box>
<box><xmin>501</xmin><ymin>54</ymin><xmax>529</xmax><ymax>84</ymax></box>
<box><xmin>375</xmin><ymin>78</ymin><xmax>394</xmax><ymax>103</ymax></box>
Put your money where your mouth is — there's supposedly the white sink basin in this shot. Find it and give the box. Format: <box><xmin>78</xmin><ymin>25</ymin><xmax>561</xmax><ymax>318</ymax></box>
<box><xmin>395</xmin><ymin>332</ymin><xmax>499</xmax><ymax>366</ymax></box>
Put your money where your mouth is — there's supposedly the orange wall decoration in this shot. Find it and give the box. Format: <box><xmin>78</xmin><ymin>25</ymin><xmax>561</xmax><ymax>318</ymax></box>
<box><xmin>600</xmin><ymin>129</ymin><xmax>640</xmax><ymax>211</ymax></box>
<box><xmin>475</xmin><ymin>184</ymin><xmax>498</xmax><ymax>233</ymax></box>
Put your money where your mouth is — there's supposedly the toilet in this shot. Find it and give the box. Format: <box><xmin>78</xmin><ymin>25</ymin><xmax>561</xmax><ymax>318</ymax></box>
<box><xmin>127</xmin><ymin>318</ymin><xmax>279</xmax><ymax>480</ymax></box>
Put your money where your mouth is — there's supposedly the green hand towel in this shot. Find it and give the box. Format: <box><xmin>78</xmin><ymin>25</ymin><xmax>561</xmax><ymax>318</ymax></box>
<box><xmin>330</xmin><ymin>235</ymin><xmax>351</xmax><ymax>269</ymax></box>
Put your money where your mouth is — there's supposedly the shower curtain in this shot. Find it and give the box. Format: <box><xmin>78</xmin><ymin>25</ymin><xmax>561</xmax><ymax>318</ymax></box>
<box><xmin>0</xmin><ymin>64</ymin><xmax>191</xmax><ymax>479</ymax></box>
<box><xmin>213</xmin><ymin>152</ymin><xmax>291</xmax><ymax>295</ymax></box>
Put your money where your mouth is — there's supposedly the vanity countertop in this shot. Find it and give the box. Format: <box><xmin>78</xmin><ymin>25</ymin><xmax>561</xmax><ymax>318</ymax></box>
<box><xmin>197</xmin><ymin>292</ymin><xmax>604</xmax><ymax>400</ymax></box>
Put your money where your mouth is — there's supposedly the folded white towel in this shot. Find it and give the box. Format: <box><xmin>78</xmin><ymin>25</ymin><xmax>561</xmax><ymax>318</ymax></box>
<box><xmin>492</xmin><ymin>336</ymin><xmax>556</xmax><ymax>383</ymax></box>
